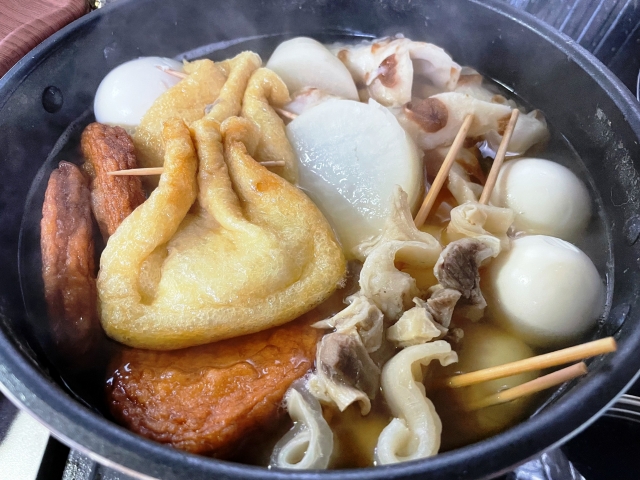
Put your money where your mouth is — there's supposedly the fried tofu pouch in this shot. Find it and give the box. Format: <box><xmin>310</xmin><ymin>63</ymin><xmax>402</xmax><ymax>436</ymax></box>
<box><xmin>241</xmin><ymin>68</ymin><xmax>298</xmax><ymax>183</ymax></box>
<box><xmin>97</xmin><ymin>116</ymin><xmax>346</xmax><ymax>350</ymax></box>
<box><xmin>133</xmin><ymin>52</ymin><xmax>261</xmax><ymax>170</ymax></box>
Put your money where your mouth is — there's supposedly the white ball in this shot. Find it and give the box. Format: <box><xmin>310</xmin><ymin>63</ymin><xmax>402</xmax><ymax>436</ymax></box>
<box><xmin>94</xmin><ymin>57</ymin><xmax>183</xmax><ymax>130</ymax></box>
<box><xmin>485</xmin><ymin>235</ymin><xmax>604</xmax><ymax>348</ymax></box>
<box><xmin>490</xmin><ymin>158</ymin><xmax>591</xmax><ymax>241</ymax></box>
<box><xmin>287</xmin><ymin>99</ymin><xmax>422</xmax><ymax>257</ymax></box>
<box><xmin>266</xmin><ymin>37</ymin><xmax>359</xmax><ymax>100</ymax></box>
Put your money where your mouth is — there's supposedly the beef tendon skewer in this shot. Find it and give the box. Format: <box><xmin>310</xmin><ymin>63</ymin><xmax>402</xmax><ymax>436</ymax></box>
<box><xmin>478</xmin><ymin>108</ymin><xmax>520</xmax><ymax>205</ymax></box>
<box><xmin>414</xmin><ymin>114</ymin><xmax>474</xmax><ymax>227</ymax></box>
<box><xmin>81</xmin><ymin>122</ymin><xmax>146</xmax><ymax>240</ymax></box>
<box><xmin>41</xmin><ymin>161</ymin><xmax>99</xmax><ymax>359</ymax></box>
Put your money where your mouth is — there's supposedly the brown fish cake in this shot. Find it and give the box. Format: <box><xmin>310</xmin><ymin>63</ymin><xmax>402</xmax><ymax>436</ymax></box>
<box><xmin>106</xmin><ymin>314</ymin><xmax>321</xmax><ymax>457</ymax></box>
<box><xmin>41</xmin><ymin>161</ymin><xmax>99</xmax><ymax>358</ymax></box>
<box><xmin>81</xmin><ymin>122</ymin><xmax>145</xmax><ymax>240</ymax></box>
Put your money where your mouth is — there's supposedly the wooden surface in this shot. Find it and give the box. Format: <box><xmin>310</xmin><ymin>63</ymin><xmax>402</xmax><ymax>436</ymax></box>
<box><xmin>0</xmin><ymin>0</ymin><xmax>87</xmax><ymax>77</ymax></box>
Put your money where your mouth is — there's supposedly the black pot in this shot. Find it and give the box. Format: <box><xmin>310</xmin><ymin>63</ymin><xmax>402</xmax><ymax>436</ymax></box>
<box><xmin>1</xmin><ymin>0</ymin><xmax>640</xmax><ymax>478</ymax></box>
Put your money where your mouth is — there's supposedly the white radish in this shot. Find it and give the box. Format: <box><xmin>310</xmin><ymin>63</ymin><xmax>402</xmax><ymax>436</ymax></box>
<box><xmin>266</xmin><ymin>37</ymin><xmax>359</xmax><ymax>100</ymax></box>
<box><xmin>287</xmin><ymin>99</ymin><xmax>423</xmax><ymax>257</ymax></box>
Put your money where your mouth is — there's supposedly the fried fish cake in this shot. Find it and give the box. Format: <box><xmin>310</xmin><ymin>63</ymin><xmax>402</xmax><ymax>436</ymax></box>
<box><xmin>81</xmin><ymin>123</ymin><xmax>145</xmax><ymax>240</ymax></box>
<box><xmin>41</xmin><ymin>161</ymin><xmax>99</xmax><ymax>358</ymax></box>
<box><xmin>106</xmin><ymin>313</ymin><xmax>321</xmax><ymax>457</ymax></box>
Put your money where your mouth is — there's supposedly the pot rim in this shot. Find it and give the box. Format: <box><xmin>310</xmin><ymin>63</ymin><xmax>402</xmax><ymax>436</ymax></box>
<box><xmin>1</xmin><ymin>0</ymin><xmax>640</xmax><ymax>479</ymax></box>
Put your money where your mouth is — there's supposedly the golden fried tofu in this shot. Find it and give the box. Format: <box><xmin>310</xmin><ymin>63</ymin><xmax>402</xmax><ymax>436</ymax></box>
<box><xmin>133</xmin><ymin>52</ymin><xmax>261</xmax><ymax>171</ymax></box>
<box><xmin>241</xmin><ymin>68</ymin><xmax>298</xmax><ymax>183</ymax></box>
<box><xmin>97</xmin><ymin>117</ymin><xmax>346</xmax><ymax>350</ymax></box>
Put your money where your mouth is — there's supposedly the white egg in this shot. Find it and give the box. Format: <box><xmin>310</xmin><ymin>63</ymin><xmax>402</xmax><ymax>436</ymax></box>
<box><xmin>485</xmin><ymin>235</ymin><xmax>604</xmax><ymax>348</ymax></box>
<box><xmin>287</xmin><ymin>99</ymin><xmax>423</xmax><ymax>257</ymax></box>
<box><xmin>490</xmin><ymin>158</ymin><xmax>591</xmax><ymax>241</ymax></box>
<box><xmin>266</xmin><ymin>37</ymin><xmax>359</xmax><ymax>100</ymax></box>
<box><xmin>94</xmin><ymin>57</ymin><xmax>184</xmax><ymax>130</ymax></box>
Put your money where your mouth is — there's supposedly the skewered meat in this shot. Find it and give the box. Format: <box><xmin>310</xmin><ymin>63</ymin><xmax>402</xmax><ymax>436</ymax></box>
<box><xmin>41</xmin><ymin>161</ymin><xmax>99</xmax><ymax>358</ymax></box>
<box><xmin>434</xmin><ymin>238</ymin><xmax>493</xmax><ymax>310</ymax></box>
<box><xmin>81</xmin><ymin>123</ymin><xmax>145</xmax><ymax>240</ymax></box>
<box><xmin>328</xmin><ymin>36</ymin><xmax>461</xmax><ymax>106</ymax></box>
<box><xmin>107</xmin><ymin>313</ymin><xmax>321</xmax><ymax>458</ymax></box>
<box><xmin>396</xmin><ymin>93</ymin><xmax>548</xmax><ymax>154</ymax></box>
<box><xmin>309</xmin><ymin>330</ymin><xmax>380</xmax><ymax>415</ymax></box>
<box><xmin>387</xmin><ymin>299</ymin><xmax>444</xmax><ymax>348</ymax></box>
<box><xmin>425</xmin><ymin>286</ymin><xmax>461</xmax><ymax>328</ymax></box>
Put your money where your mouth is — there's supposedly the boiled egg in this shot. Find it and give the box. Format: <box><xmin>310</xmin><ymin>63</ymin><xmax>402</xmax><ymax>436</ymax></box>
<box><xmin>94</xmin><ymin>57</ymin><xmax>183</xmax><ymax>131</ymax></box>
<box><xmin>484</xmin><ymin>235</ymin><xmax>604</xmax><ymax>348</ymax></box>
<box><xmin>490</xmin><ymin>157</ymin><xmax>591</xmax><ymax>241</ymax></box>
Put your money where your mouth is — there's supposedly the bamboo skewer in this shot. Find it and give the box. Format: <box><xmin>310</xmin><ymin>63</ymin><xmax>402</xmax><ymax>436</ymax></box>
<box><xmin>464</xmin><ymin>362</ymin><xmax>588</xmax><ymax>411</ymax></box>
<box><xmin>107</xmin><ymin>167</ymin><xmax>164</xmax><ymax>176</ymax></box>
<box><xmin>107</xmin><ymin>161</ymin><xmax>287</xmax><ymax>176</ymax></box>
<box><xmin>275</xmin><ymin>108</ymin><xmax>298</xmax><ymax>120</ymax></box>
<box><xmin>157</xmin><ymin>66</ymin><xmax>188</xmax><ymax>79</ymax></box>
<box><xmin>479</xmin><ymin>108</ymin><xmax>520</xmax><ymax>205</ymax></box>
<box><xmin>443</xmin><ymin>337</ymin><xmax>616</xmax><ymax>389</ymax></box>
<box><xmin>255</xmin><ymin>160</ymin><xmax>286</xmax><ymax>168</ymax></box>
<box><xmin>414</xmin><ymin>114</ymin><xmax>474</xmax><ymax>227</ymax></box>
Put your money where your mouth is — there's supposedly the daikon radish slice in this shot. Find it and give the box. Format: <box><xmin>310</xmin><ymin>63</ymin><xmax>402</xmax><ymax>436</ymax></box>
<box><xmin>266</xmin><ymin>37</ymin><xmax>359</xmax><ymax>100</ymax></box>
<box><xmin>287</xmin><ymin>99</ymin><xmax>423</xmax><ymax>257</ymax></box>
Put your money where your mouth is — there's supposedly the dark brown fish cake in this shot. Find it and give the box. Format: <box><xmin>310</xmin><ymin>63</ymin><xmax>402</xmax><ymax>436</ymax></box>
<box><xmin>81</xmin><ymin>122</ymin><xmax>145</xmax><ymax>240</ymax></box>
<box><xmin>41</xmin><ymin>161</ymin><xmax>99</xmax><ymax>358</ymax></box>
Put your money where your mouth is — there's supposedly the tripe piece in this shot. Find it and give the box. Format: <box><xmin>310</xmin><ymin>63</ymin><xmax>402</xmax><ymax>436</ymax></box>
<box><xmin>98</xmin><ymin>117</ymin><xmax>345</xmax><ymax>349</ymax></box>
<box><xmin>434</xmin><ymin>238</ymin><xmax>494</xmax><ymax>311</ymax></box>
<box><xmin>356</xmin><ymin>187</ymin><xmax>443</xmax><ymax>320</ymax></box>
<box><xmin>395</xmin><ymin>92</ymin><xmax>547</xmax><ymax>153</ymax></box>
<box><xmin>329</xmin><ymin>36</ymin><xmax>461</xmax><ymax>107</ymax></box>
<box><xmin>424</xmin><ymin>286</ymin><xmax>462</xmax><ymax>328</ymax></box>
<box><xmin>446</xmin><ymin>201</ymin><xmax>515</xmax><ymax>256</ymax></box>
<box><xmin>376</xmin><ymin>340</ymin><xmax>458</xmax><ymax>464</ymax></box>
<box><xmin>312</xmin><ymin>293</ymin><xmax>384</xmax><ymax>353</ymax></box>
<box><xmin>387</xmin><ymin>299</ymin><xmax>444</xmax><ymax>348</ymax></box>
<box><xmin>309</xmin><ymin>330</ymin><xmax>380</xmax><ymax>415</ymax></box>
<box><xmin>355</xmin><ymin>185</ymin><xmax>441</xmax><ymax>261</ymax></box>
<box><xmin>270</xmin><ymin>384</ymin><xmax>334</xmax><ymax>470</ymax></box>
